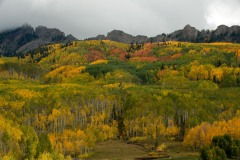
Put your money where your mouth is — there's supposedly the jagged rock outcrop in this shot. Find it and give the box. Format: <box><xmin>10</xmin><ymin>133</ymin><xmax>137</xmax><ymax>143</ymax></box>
<box><xmin>88</xmin><ymin>30</ymin><xmax>149</xmax><ymax>43</ymax></box>
<box><xmin>179</xmin><ymin>25</ymin><xmax>199</xmax><ymax>41</ymax></box>
<box><xmin>105</xmin><ymin>30</ymin><xmax>148</xmax><ymax>43</ymax></box>
<box><xmin>165</xmin><ymin>25</ymin><xmax>198</xmax><ymax>42</ymax></box>
<box><xmin>0</xmin><ymin>24</ymin><xmax>78</xmax><ymax>56</ymax></box>
<box><xmin>105</xmin><ymin>30</ymin><xmax>133</xmax><ymax>43</ymax></box>
<box><xmin>87</xmin><ymin>35</ymin><xmax>105</xmax><ymax>40</ymax></box>
<box><xmin>210</xmin><ymin>25</ymin><xmax>240</xmax><ymax>42</ymax></box>
<box><xmin>89</xmin><ymin>25</ymin><xmax>240</xmax><ymax>44</ymax></box>
<box><xmin>134</xmin><ymin>35</ymin><xmax>149</xmax><ymax>43</ymax></box>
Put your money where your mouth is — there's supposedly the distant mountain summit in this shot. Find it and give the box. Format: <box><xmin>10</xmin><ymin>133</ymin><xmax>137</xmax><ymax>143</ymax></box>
<box><xmin>0</xmin><ymin>24</ymin><xmax>77</xmax><ymax>56</ymax></box>
<box><xmin>87</xmin><ymin>30</ymin><xmax>148</xmax><ymax>44</ymax></box>
<box><xmin>88</xmin><ymin>24</ymin><xmax>240</xmax><ymax>43</ymax></box>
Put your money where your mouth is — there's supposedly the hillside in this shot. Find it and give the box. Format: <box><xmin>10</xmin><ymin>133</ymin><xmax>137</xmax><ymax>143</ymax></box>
<box><xmin>0</xmin><ymin>40</ymin><xmax>240</xmax><ymax>159</ymax></box>
<box><xmin>1</xmin><ymin>24</ymin><xmax>240</xmax><ymax>58</ymax></box>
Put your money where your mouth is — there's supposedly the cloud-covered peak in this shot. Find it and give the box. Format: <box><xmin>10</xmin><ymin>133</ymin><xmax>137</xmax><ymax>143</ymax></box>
<box><xmin>0</xmin><ymin>0</ymin><xmax>240</xmax><ymax>39</ymax></box>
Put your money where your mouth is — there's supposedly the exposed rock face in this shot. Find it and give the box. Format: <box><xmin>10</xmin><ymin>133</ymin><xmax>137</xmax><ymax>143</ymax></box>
<box><xmin>89</xmin><ymin>25</ymin><xmax>240</xmax><ymax>44</ymax></box>
<box><xmin>35</xmin><ymin>26</ymin><xmax>64</xmax><ymax>41</ymax></box>
<box><xmin>215</xmin><ymin>25</ymin><xmax>229</xmax><ymax>36</ymax></box>
<box><xmin>87</xmin><ymin>35</ymin><xmax>105</xmax><ymax>40</ymax></box>
<box><xmin>211</xmin><ymin>25</ymin><xmax>240</xmax><ymax>42</ymax></box>
<box><xmin>0</xmin><ymin>24</ymin><xmax>78</xmax><ymax>56</ymax></box>
<box><xmin>180</xmin><ymin>25</ymin><xmax>199</xmax><ymax>41</ymax></box>
<box><xmin>134</xmin><ymin>35</ymin><xmax>149</xmax><ymax>43</ymax></box>
<box><xmin>105</xmin><ymin>30</ymin><xmax>148</xmax><ymax>43</ymax></box>
<box><xmin>105</xmin><ymin>30</ymin><xmax>134</xmax><ymax>43</ymax></box>
<box><xmin>0</xmin><ymin>24</ymin><xmax>36</xmax><ymax>56</ymax></box>
<box><xmin>88</xmin><ymin>30</ymin><xmax>149</xmax><ymax>43</ymax></box>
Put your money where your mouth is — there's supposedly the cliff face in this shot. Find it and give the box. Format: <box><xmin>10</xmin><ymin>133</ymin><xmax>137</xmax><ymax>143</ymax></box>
<box><xmin>88</xmin><ymin>25</ymin><xmax>240</xmax><ymax>44</ymax></box>
<box><xmin>104</xmin><ymin>30</ymin><xmax>149</xmax><ymax>44</ymax></box>
<box><xmin>0</xmin><ymin>24</ymin><xmax>77</xmax><ymax>56</ymax></box>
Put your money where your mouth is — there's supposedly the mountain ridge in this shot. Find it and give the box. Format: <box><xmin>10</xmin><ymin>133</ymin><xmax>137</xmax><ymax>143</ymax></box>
<box><xmin>1</xmin><ymin>24</ymin><xmax>240</xmax><ymax>57</ymax></box>
<box><xmin>0</xmin><ymin>24</ymin><xmax>77</xmax><ymax>56</ymax></box>
<box><xmin>88</xmin><ymin>24</ymin><xmax>240</xmax><ymax>44</ymax></box>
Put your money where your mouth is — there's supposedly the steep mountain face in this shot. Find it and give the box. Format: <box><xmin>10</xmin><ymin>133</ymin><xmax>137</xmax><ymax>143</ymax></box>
<box><xmin>0</xmin><ymin>24</ymin><xmax>77</xmax><ymax>56</ymax></box>
<box><xmin>89</xmin><ymin>25</ymin><xmax>240</xmax><ymax>44</ymax></box>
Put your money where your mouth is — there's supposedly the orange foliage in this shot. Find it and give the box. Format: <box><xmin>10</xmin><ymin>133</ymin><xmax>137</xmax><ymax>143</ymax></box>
<box><xmin>131</xmin><ymin>56</ymin><xmax>158</xmax><ymax>62</ymax></box>
<box><xmin>133</xmin><ymin>49</ymin><xmax>152</xmax><ymax>57</ymax></box>
<box><xmin>132</xmin><ymin>43</ymin><xmax>153</xmax><ymax>58</ymax></box>
<box><xmin>109</xmin><ymin>48</ymin><xmax>127</xmax><ymax>59</ymax></box>
<box><xmin>156</xmin><ymin>70</ymin><xmax>166</xmax><ymax>80</ymax></box>
<box><xmin>184</xmin><ymin>115</ymin><xmax>240</xmax><ymax>150</ymax></box>
<box><xmin>159</xmin><ymin>55</ymin><xmax>172</xmax><ymax>62</ymax></box>
<box><xmin>84</xmin><ymin>50</ymin><xmax>106</xmax><ymax>62</ymax></box>
<box><xmin>171</xmin><ymin>53</ymin><xmax>182</xmax><ymax>59</ymax></box>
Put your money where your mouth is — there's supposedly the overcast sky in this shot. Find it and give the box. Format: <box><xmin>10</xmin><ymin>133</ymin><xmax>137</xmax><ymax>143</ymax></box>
<box><xmin>0</xmin><ymin>0</ymin><xmax>240</xmax><ymax>39</ymax></box>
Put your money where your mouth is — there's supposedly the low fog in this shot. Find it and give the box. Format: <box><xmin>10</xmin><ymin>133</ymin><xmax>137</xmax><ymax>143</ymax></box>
<box><xmin>0</xmin><ymin>0</ymin><xmax>240</xmax><ymax>39</ymax></box>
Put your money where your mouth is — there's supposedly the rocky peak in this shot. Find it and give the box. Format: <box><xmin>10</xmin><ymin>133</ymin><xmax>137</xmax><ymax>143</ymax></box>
<box><xmin>0</xmin><ymin>24</ymin><xmax>78</xmax><ymax>56</ymax></box>
<box><xmin>20</xmin><ymin>24</ymin><xmax>35</xmax><ymax>34</ymax></box>
<box><xmin>35</xmin><ymin>26</ymin><xmax>65</xmax><ymax>40</ymax></box>
<box><xmin>66</xmin><ymin>34</ymin><xmax>78</xmax><ymax>42</ymax></box>
<box><xmin>88</xmin><ymin>30</ymin><xmax>149</xmax><ymax>43</ymax></box>
<box><xmin>106</xmin><ymin>30</ymin><xmax>134</xmax><ymax>43</ymax></box>
<box><xmin>181</xmin><ymin>24</ymin><xmax>199</xmax><ymax>41</ymax></box>
<box><xmin>215</xmin><ymin>25</ymin><xmax>229</xmax><ymax>36</ymax></box>
<box><xmin>135</xmin><ymin>35</ymin><xmax>149</xmax><ymax>43</ymax></box>
<box><xmin>229</xmin><ymin>25</ymin><xmax>240</xmax><ymax>33</ymax></box>
<box><xmin>88</xmin><ymin>24</ymin><xmax>240</xmax><ymax>44</ymax></box>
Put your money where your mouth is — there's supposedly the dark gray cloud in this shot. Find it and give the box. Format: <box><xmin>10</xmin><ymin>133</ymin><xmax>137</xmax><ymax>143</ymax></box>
<box><xmin>0</xmin><ymin>0</ymin><xmax>240</xmax><ymax>39</ymax></box>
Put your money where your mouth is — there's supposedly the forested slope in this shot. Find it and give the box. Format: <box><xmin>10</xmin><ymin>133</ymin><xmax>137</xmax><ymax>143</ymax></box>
<box><xmin>0</xmin><ymin>40</ymin><xmax>240</xmax><ymax>159</ymax></box>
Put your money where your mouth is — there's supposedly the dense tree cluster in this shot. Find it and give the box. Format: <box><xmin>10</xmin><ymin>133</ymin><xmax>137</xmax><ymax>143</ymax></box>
<box><xmin>201</xmin><ymin>134</ymin><xmax>240</xmax><ymax>160</ymax></box>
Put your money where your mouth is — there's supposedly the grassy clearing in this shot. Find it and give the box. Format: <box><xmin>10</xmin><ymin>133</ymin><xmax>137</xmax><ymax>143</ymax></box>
<box><xmin>91</xmin><ymin>140</ymin><xmax>199</xmax><ymax>160</ymax></box>
<box><xmin>91</xmin><ymin>140</ymin><xmax>148</xmax><ymax>160</ymax></box>
<box><xmin>157</xmin><ymin>141</ymin><xmax>199</xmax><ymax>160</ymax></box>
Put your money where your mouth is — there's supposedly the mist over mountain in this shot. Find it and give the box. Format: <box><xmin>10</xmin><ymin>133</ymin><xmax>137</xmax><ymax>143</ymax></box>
<box><xmin>0</xmin><ymin>24</ymin><xmax>77</xmax><ymax>56</ymax></box>
<box><xmin>88</xmin><ymin>24</ymin><xmax>240</xmax><ymax>44</ymax></box>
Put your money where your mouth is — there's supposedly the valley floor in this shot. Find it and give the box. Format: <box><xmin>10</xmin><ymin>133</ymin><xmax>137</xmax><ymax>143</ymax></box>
<box><xmin>91</xmin><ymin>140</ymin><xmax>148</xmax><ymax>160</ymax></box>
<box><xmin>91</xmin><ymin>140</ymin><xmax>199</xmax><ymax>160</ymax></box>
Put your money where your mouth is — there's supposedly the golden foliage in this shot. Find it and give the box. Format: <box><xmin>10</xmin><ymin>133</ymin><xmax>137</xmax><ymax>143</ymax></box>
<box><xmin>210</xmin><ymin>68</ymin><xmax>224</xmax><ymax>82</ymax></box>
<box><xmin>44</xmin><ymin>65</ymin><xmax>86</xmax><ymax>82</ymax></box>
<box><xmin>188</xmin><ymin>65</ymin><xmax>209</xmax><ymax>80</ymax></box>
<box><xmin>184</xmin><ymin>115</ymin><xmax>240</xmax><ymax>149</ymax></box>
<box><xmin>90</xmin><ymin>59</ymin><xmax>108</xmax><ymax>65</ymax></box>
<box><xmin>156</xmin><ymin>143</ymin><xmax>166</xmax><ymax>152</ymax></box>
<box><xmin>104</xmin><ymin>83</ymin><xmax>120</xmax><ymax>89</ymax></box>
<box><xmin>0</xmin><ymin>58</ymin><xmax>4</xmax><ymax>65</ymax></box>
<box><xmin>13</xmin><ymin>89</ymin><xmax>40</xmax><ymax>99</ymax></box>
